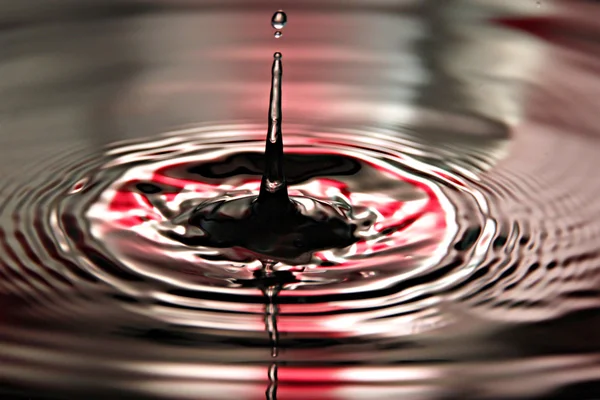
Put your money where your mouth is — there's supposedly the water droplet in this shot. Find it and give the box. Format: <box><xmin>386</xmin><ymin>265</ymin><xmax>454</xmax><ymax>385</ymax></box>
<box><xmin>271</xmin><ymin>11</ymin><xmax>287</xmax><ymax>30</ymax></box>
<box><xmin>274</xmin><ymin>31</ymin><xmax>282</xmax><ymax>39</ymax></box>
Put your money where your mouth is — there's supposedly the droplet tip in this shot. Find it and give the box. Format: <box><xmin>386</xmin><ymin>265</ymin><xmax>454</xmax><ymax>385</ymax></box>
<box><xmin>274</xmin><ymin>52</ymin><xmax>282</xmax><ymax>60</ymax></box>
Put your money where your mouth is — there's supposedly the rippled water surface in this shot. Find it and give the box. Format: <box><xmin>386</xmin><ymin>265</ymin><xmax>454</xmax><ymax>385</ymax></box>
<box><xmin>2</xmin><ymin>1</ymin><xmax>600</xmax><ymax>399</ymax></box>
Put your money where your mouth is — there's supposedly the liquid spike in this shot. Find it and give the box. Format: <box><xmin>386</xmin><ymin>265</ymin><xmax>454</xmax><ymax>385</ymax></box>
<box><xmin>258</xmin><ymin>52</ymin><xmax>292</xmax><ymax>212</ymax></box>
<box><xmin>170</xmin><ymin>51</ymin><xmax>358</xmax><ymax>264</ymax></box>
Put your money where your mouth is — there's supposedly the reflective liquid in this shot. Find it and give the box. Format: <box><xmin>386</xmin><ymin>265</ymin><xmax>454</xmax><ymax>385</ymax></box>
<box><xmin>272</xmin><ymin>11</ymin><xmax>287</xmax><ymax>38</ymax></box>
<box><xmin>2</xmin><ymin>1</ymin><xmax>600</xmax><ymax>399</ymax></box>
<box><xmin>179</xmin><ymin>52</ymin><xmax>359</xmax><ymax>265</ymax></box>
<box><xmin>271</xmin><ymin>11</ymin><xmax>287</xmax><ymax>30</ymax></box>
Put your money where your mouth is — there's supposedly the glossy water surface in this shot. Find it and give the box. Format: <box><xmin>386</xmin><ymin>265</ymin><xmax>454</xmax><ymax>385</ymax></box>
<box><xmin>2</xmin><ymin>1</ymin><xmax>600</xmax><ymax>399</ymax></box>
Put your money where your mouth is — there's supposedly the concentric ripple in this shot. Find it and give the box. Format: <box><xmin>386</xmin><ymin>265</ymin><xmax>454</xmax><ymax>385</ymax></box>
<box><xmin>2</xmin><ymin>115</ymin><xmax>600</xmax><ymax>398</ymax></box>
<box><xmin>1</xmin><ymin>118</ymin><xmax>599</xmax><ymax>334</ymax></box>
<box><xmin>40</xmin><ymin>123</ymin><xmax>483</xmax><ymax>335</ymax></box>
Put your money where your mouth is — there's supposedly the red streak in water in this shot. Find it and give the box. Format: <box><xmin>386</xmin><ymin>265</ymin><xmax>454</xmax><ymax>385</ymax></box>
<box><xmin>492</xmin><ymin>11</ymin><xmax>600</xmax><ymax>55</ymax></box>
<box><xmin>493</xmin><ymin>16</ymin><xmax>558</xmax><ymax>42</ymax></box>
<box><xmin>106</xmin><ymin>150</ymin><xmax>448</xmax><ymax>268</ymax></box>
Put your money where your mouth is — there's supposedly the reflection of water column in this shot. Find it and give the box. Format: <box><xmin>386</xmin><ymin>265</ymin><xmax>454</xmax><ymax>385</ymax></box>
<box><xmin>413</xmin><ymin>0</ymin><xmax>546</xmax><ymax>127</ymax></box>
<box><xmin>263</xmin><ymin>268</ymin><xmax>281</xmax><ymax>358</ymax></box>
<box><xmin>413</xmin><ymin>0</ymin><xmax>470</xmax><ymax>120</ymax></box>
<box><xmin>266</xmin><ymin>359</ymin><xmax>279</xmax><ymax>400</ymax></box>
<box><xmin>261</xmin><ymin>261</ymin><xmax>280</xmax><ymax>400</ymax></box>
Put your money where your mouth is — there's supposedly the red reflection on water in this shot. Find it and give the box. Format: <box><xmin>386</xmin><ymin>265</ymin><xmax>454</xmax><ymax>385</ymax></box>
<box><xmin>493</xmin><ymin>1</ymin><xmax>600</xmax><ymax>53</ymax></box>
<box><xmin>106</xmin><ymin>149</ymin><xmax>447</xmax><ymax>266</ymax></box>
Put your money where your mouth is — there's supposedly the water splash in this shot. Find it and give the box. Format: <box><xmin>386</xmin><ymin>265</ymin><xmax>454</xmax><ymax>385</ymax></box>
<box><xmin>2</xmin><ymin>2</ymin><xmax>600</xmax><ymax>399</ymax></box>
<box><xmin>168</xmin><ymin>53</ymin><xmax>359</xmax><ymax>264</ymax></box>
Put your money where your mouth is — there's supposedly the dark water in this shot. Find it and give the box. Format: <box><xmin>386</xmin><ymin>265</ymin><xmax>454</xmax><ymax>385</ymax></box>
<box><xmin>2</xmin><ymin>1</ymin><xmax>600</xmax><ymax>399</ymax></box>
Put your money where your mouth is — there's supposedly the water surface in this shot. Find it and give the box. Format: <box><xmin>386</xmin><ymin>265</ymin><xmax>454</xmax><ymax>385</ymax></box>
<box><xmin>2</xmin><ymin>1</ymin><xmax>600</xmax><ymax>399</ymax></box>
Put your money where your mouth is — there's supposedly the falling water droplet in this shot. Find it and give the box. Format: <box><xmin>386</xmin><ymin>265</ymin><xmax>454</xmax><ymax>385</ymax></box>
<box><xmin>274</xmin><ymin>31</ymin><xmax>282</xmax><ymax>39</ymax></box>
<box><xmin>271</xmin><ymin>10</ymin><xmax>287</xmax><ymax>30</ymax></box>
